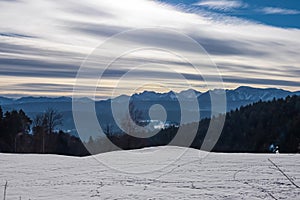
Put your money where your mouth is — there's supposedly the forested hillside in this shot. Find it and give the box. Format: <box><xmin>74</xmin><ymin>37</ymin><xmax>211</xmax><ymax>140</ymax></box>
<box><xmin>214</xmin><ymin>95</ymin><xmax>300</xmax><ymax>153</ymax></box>
<box><xmin>0</xmin><ymin>95</ymin><xmax>299</xmax><ymax>155</ymax></box>
<box><xmin>93</xmin><ymin>95</ymin><xmax>300</xmax><ymax>153</ymax></box>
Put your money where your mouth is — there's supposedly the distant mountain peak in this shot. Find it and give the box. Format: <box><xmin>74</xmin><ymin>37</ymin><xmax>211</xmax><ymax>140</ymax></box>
<box><xmin>1</xmin><ymin>86</ymin><xmax>299</xmax><ymax>134</ymax></box>
<box><xmin>16</xmin><ymin>96</ymin><xmax>71</xmax><ymax>103</ymax></box>
<box><xmin>178</xmin><ymin>88</ymin><xmax>202</xmax><ymax>98</ymax></box>
<box><xmin>226</xmin><ymin>86</ymin><xmax>293</xmax><ymax>102</ymax></box>
<box><xmin>0</xmin><ymin>86</ymin><xmax>299</xmax><ymax>106</ymax></box>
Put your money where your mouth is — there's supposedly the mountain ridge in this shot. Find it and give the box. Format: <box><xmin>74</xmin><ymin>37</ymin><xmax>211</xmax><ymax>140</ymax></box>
<box><xmin>1</xmin><ymin>86</ymin><xmax>299</xmax><ymax>135</ymax></box>
<box><xmin>0</xmin><ymin>86</ymin><xmax>299</xmax><ymax>104</ymax></box>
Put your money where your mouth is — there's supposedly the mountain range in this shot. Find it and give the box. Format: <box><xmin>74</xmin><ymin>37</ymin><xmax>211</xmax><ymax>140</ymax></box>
<box><xmin>0</xmin><ymin>86</ymin><xmax>299</xmax><ymax>135</ymax></box>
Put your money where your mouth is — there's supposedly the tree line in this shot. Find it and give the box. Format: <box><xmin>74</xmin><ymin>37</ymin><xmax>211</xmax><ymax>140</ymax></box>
<box><xmin>88</xmin><ymin>95</ymin><xmax>300</xmax><ymax>154</ymax></box>
<box><xmin>0</xmin><ymin>95</ymin><xmax>300</xmax><ymax>155</ymax></box>
<box><xmin>0</xmin><ymin>107</ymin><xmax>88</xmax><ymax>156</ymax></box>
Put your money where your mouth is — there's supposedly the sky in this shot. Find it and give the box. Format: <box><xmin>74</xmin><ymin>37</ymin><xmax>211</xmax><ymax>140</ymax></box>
<box><xmin>0</xmin><ymin>0</ymin><xmax>300</xmax><ymax>99</ymax></box>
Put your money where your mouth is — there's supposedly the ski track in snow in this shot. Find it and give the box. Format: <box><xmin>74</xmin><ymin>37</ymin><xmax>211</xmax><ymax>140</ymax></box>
<box><xmin>1</xmin><ymin>146</ymin><xmax>299</xmax><ymax>200</ymax></box>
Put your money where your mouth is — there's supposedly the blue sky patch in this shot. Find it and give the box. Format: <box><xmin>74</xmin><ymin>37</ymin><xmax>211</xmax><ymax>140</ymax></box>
<box><xmin>160</xmin><ymin>0</ymin><xmax>300</xmax><ymax>28</ymax></box>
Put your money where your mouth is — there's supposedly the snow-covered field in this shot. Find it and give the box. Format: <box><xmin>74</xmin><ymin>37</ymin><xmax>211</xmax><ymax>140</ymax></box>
<box><xmin>1</xmin><ymin>146</ymin><xmax>300</xmax><ymax>199</ymax></box>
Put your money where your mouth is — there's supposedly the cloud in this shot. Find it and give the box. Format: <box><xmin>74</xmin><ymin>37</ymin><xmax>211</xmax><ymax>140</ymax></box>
<box><xmin>193</xmin><ymin>0</ymin><xmax>247</xmax><ymax>11</ymax></box>
<box><xmin>0</xmin><ymin>58</ymin><xmax>79</xmax><ymax>78</ymax></box>
<box><xmin>11</xmin><ymin>83</ymin><xmax>75</xmax><ymax>93</ymax></box>
<box><xmin>194</xmin><ymin>36</ymin><xmax>268</xmax><ymax>56</ymax></box>
<box><xmin>259</xmin><ymin>7</ymin><xmax>300</xmax><ymax>15</ymax></box>
<box><xmin>0</xmin><ymin>0</ymin><xmax>299</xmax><ymax>98</ymax></box>
<box><xmin>69</xmin><ymin>22</ymin><xmax>129</xmax><ymax>38</ymax></box>
<box><xmin>0</xmin><ymin>32</ymin><xmax>36</xmax><ymax>38</ymax></box>
<box><xmin>223</xmin><ymin>76</ymin><xmax>300</xmax><ymax>87</ymax></box>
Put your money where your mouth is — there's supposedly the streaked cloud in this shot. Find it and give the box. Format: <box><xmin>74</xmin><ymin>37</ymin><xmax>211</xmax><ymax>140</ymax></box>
<box><xmin>0</xmin><ymin>0</ymin><xmax>299</xmax><ymax>98</ymax></box>
<box><xmin>193</xmin><ymin>0</ymin><xmax>247</xmax><ymax>11</ymax></box>
<box><xmin>0</xmin><ymin>32</ymin><xmax>36</xmax><ymax>38</ymax></box>
<box><xmin>259</xmin><ymin>7</ymin><xmax>300</xmax><ymax>15</ymax></box>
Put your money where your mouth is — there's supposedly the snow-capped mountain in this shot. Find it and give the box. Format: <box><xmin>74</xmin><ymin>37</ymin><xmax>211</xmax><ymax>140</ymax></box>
<box><xmin>1</xmin><ymin>86</ymin><xmax>297</xmax><ymax>106</ymax></box>
<box><xmin>123</xmin><ymin>89</ymin><xmax>200</xmax><ymax>102</ymax></box>
<box><xmin>0</xmin><ymin>86</ymin><xmax>299</xmax><ymax>134</ymax></box>
<box><xmin>121</xmin><ymin>86</ymin><xmax>299</xmax><ymax>103</ymax></box>
<box><xmin>131</xmin><ymin>91</ymin><xmax>178</xmax><ymax>101</ymax></box>
<box><xmin>178</xmin><ymin>89</ymin><xmax>202</xmax><ymax>99</ymax></box>
<box><xmin>226</xmin><ymin>86</ymin><xmax>294</xmax><ymax>102</ymax></box>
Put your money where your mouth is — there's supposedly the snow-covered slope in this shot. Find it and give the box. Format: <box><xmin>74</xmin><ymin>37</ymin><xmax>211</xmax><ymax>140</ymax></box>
<box><xmin>1</xmin><ymin>146</ymin><xmax>299</xmax><ymax>199</ymax></box>
<box><xmin>226</xmin><ymin>86</ymin><xmax>294</xmax><ymax>102</ymax></box>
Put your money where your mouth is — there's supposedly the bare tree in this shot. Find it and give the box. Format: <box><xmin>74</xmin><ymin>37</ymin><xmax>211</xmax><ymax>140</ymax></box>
<box><xmin>33</xmin><ymin>114</ymin><xmax>46</xmax><ymax>153</ymax></box>
<box><xmin>33</xmin><ymin>113</ymin><xmax>44</xmax><ymax>128</ymax></box>
<box><xmin>33</xmin><ymin>108</ymin><xmax>63</xmax><ymax>153</ymax></box>
<box><xmin>44</xmin><ymin>108</ymin><xmax>63</xmax><ymax>134</ymax></box>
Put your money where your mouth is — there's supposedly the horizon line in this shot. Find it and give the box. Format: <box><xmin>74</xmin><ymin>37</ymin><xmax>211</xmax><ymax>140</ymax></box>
<box><xmin>0</xmin><ymin>85</ymin><xmax>299</xmax><ymax>100</ymax></box>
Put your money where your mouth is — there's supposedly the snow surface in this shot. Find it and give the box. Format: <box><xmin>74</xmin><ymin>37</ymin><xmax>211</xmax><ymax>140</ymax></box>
<box><xmin>1</xmin><ymin>146</ymin><xmax>300</xmax><ymax>199</ymax></box>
